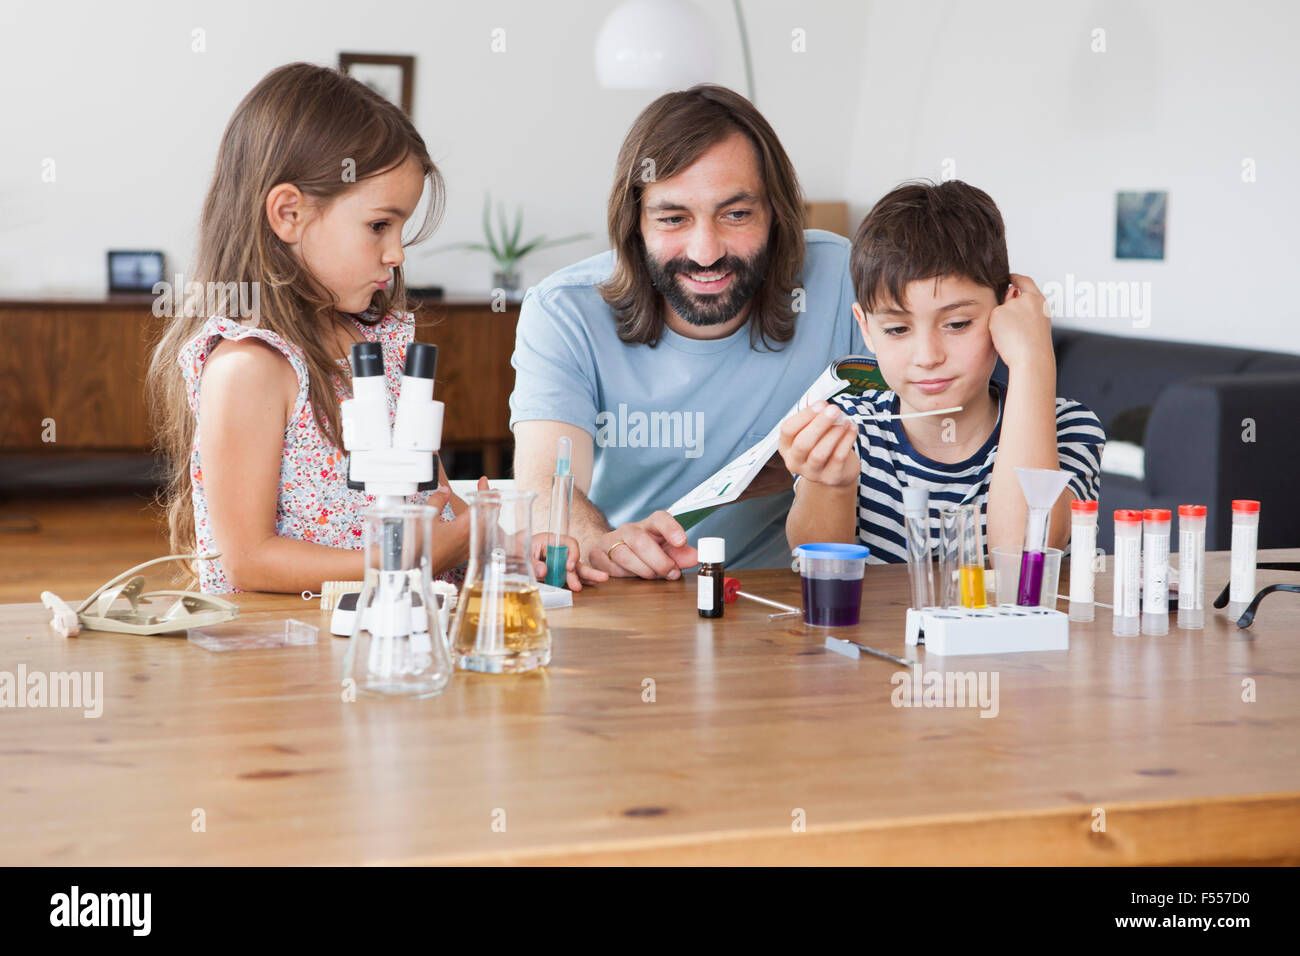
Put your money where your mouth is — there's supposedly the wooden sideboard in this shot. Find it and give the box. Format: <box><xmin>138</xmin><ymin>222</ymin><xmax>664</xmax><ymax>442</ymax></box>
<box><xmin>0</xmin><ymin>295</ymin><xmax>519</xmax><ymax>479</ymax></box>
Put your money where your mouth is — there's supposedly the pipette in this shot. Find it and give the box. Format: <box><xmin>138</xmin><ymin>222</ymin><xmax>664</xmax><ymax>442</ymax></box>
<box><xmin>544</xmin><ymin>436</ymin><xmax>575</xmax><ymax>588</ymax></box>
<box><xmin>1014</xmin><ymin>467</ymin><xmax>1071</xmax><ymax>606</ymax></box>
<box><xmin>849</xmin><ymin>404</ymin><xmax>962</xmax><ymax>423</ymax></box>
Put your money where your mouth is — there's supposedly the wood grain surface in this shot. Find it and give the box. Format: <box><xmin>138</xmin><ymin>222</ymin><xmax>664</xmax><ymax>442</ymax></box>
<box><xmin>2</xmin><ymin>549</ymin><xmax>1298</xmax><ymax>866</ymax></box>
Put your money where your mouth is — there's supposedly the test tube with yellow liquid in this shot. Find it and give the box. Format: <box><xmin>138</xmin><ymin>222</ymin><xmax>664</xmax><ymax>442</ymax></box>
<box><xmin>957</xmin><ymin>504</ymin><xmax>987</xmax><ymax>608</ymax></box>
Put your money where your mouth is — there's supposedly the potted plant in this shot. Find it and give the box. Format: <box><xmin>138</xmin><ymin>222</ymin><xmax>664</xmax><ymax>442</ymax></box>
<box><xmin>439</xmin><ymin>195</ymin><xmax>589</xmax><ymax>300</ymax></box>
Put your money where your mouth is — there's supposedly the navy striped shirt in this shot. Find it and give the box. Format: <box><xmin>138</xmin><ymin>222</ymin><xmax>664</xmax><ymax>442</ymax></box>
<box><xmin>825</xmin><ymin>382</ymin><xmax>1106</xmax><ymax>564</ymax></box>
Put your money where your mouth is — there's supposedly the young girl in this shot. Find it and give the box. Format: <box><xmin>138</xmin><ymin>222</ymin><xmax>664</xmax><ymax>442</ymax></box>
<box><xmin>147</xmin><ymin>63</ymin><xmax>600</xmax><ymax>594</ymax></box>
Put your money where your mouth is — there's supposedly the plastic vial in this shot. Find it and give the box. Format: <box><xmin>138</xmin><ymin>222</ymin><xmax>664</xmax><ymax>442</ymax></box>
<box><xmin>1069</xmin><ymin>499</ymin><xmax>1098</xmax><ymax>622</ymax></box>
<box><xmin>1175</xmin><ymin>504</ymin><xmax>1207</xmax><ymax>629</ymax></box>
<box><xmin>1141</xmin><ymin>509</ymin><xmax>1171</xmax><ymax>636</ymax></box>
<box><xmin>1228</xmin><ymin>499</ymin><xmax>1260</xmax><ymax>619</ymax></box>
<box><xmin>1112</xmin><ymin>510</ymin><xmax>1143</xmax><ymax>637</ymax></box>
<box><xmin>697</xmin><ymin>537</ymin><xmax>725</xmax><ymax>619</ymax></box>
<box><xmin>901</xmin><ymin>486</ymin><xmax>935</xmax><ymax>610</ymax></box>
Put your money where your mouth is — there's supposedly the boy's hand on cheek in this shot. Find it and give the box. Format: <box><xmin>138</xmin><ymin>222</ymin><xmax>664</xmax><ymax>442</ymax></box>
<box><xmin>989</xmin><ymin>273</ymin><xmax>1055</xmax><ymax>370</ymax></box>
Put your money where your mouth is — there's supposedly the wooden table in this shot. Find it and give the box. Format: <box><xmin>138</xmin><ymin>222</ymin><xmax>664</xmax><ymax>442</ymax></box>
<box><xmin>2</xmin><ymin>550</ymin><xmax>1298</xmax><ymax>865</ymax></box>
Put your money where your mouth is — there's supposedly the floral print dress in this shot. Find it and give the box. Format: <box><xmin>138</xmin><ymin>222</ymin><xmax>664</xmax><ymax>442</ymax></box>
<box><xmin>178</xmin><ymin>311</ymin><xmax>461</xmax><ymax>593</ymax></box>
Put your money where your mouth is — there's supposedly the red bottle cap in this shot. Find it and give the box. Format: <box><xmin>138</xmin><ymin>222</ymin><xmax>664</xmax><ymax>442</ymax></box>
<box><xmin>723</xmin><ymin>577</ymin><xmax>742</xmax><ymax>604</ymax></box>
<box><xmin>1071</xmin><ymin>499</ymin><xmax>1099</xmax><ymax>513</ymax></box>
<box><xmin>1114</xmin><ymin>510</ymin><xmax>1144</xmax><ymax>524</ymax></box>
<box><xmin>1143</xmin><ymin>508</ymin><xmax>1172</xmax><ymax>522</ymax></box>
<box><xmin>1178</xmin><ymin>504</ymin><xmax>1207</xmax><ymax>517</ymax></box>
<box><xmin>1232</xmin><ymin>499</ymin><xmax>1260</xmax><ymax>513</ymax></box>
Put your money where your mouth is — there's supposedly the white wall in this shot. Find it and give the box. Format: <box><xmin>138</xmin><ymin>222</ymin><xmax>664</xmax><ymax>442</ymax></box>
<box><xmin>845</xmin><ymin>0</ymin><xmax>1300</xmax><ymax>353</ymax></box>
<box><xmin>0</xmin><ymin>0</ymin><xmax>866</xmax><ymax>296</ymax></box>
<box><xmin>1</xmin><ymin>0</ymin><xmax>1296</xmax><ymax>353</ymax></box>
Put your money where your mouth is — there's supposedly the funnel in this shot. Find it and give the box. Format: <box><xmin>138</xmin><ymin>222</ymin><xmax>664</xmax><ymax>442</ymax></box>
<box><xmin>1014</xmin><ymin>467</ymin><xmax>1072</xmax><ymax>606</ymax></box>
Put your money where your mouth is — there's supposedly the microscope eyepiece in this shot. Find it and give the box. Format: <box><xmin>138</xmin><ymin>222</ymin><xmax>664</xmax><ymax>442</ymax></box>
<box><xmin>404</xmin><ymin>342</ymin><xmax>438</xmax><ymax>380</ymax></box>
<box><xmin>349</xmin><ymin>341</ymin><xmax>384</xmax><ymax>377</ymax></box>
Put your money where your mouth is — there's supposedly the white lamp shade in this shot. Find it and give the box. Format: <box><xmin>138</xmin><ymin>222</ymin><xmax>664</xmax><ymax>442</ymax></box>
<box><xmin>594</xmin><ymin>0</ymin><xmax>717</xmax><ymax>90</ymax></box>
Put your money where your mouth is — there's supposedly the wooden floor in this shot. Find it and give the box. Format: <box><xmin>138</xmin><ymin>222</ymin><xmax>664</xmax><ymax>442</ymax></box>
<box><xmin>0</xmin><ymin>493</ymin><xmax>171</xmax><ymax>604</ymax></box>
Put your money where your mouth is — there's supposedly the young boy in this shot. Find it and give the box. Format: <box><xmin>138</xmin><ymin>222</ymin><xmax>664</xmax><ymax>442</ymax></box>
<box><xmin>780</xmin><ymin>180</ymin><xmax>1105</xmax><ymax>561</ymax></box>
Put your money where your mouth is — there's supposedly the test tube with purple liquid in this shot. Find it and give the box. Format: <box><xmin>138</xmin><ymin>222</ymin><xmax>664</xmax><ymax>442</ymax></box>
<box><xmin>1014</xmin><ymin>468</ymin><xmax>1072</xmax><ymax>608</ymax></box>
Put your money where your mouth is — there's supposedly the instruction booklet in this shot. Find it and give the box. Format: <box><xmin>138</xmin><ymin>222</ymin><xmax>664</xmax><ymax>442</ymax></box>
<box><xmin>667</xmin><ymin>355</ymin><xmax>887</xmax><ymax>529</ymax></box>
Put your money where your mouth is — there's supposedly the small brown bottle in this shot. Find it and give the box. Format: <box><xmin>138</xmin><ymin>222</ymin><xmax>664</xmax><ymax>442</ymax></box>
<box><xmin>697</xmin><ymin>537</ymin><xmax>725</xmax><ymax>618</ymax></box>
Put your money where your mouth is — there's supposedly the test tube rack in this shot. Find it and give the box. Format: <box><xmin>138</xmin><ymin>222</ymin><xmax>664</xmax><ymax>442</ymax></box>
<box><xmin>905</xmin><ymin>605</ymin><xmax>1070</xmax><ymax>656</ymax></box>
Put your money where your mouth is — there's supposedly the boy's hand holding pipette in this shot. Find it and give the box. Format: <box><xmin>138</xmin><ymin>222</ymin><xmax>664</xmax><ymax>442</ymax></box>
<box><xmin>777</xmin><ymin>400</ymin><xmax>860</xmax><ymax>488</ymax></box>
<box><xmin>529</xmin><ymin>533</ymin><xmax>608</xmax><ymax>591</ymax></box>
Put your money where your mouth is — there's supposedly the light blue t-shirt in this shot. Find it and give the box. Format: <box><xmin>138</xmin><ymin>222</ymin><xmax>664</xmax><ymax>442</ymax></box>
<box><xmin>509</xmin><ymin>229</ymin><xmax>861</xmax><ymax>569</ymax></box>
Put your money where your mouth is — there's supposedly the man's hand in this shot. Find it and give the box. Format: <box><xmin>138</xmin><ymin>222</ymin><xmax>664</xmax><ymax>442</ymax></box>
<box><xmin>989</xmin><ymin>274</ymin><xmax>1055</xmax><ymax>371</ymax></box>
<box><xmin>777</xmin><ymin>400</ymin><xmax>859</xmax><ymax>488</ymax></box>
<box><xmin>528</xmin><ymin>532</ymin><xmax>610</xmax><ymax>591</ymax></box>
<box><xmin>586</xmin><ymin>510</ymin><xmax>698</xmax><ymax>580</ymax></box>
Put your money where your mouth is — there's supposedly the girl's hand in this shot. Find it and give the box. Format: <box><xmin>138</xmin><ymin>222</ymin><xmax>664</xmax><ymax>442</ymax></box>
<box><xmin>777</xmin><ymin>400</ymin><xmax>860</xmax><ymax>488</ymax></box>
<box><xmin>529</xmin><ymin>532</ymin><xmax>609</xmax><ymax>591</ymax></box>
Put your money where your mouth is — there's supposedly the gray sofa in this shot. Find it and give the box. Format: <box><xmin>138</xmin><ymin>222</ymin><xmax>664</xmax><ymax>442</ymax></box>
<box><xmin>1001</xmin><ymin>329</ymin><xmax>1300</xmax><ymax>553</ymax></box>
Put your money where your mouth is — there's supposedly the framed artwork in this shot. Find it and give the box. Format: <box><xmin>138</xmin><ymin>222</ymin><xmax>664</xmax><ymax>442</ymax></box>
<box><xmin>107</xmin><ymin>250</ymin><xmax>164</xmax><ymax>293</ymax></box>
<box><xmin>1116</xmin><ymin>191</ymin><xmax>1167</xmax><ymax>260</ymax></box>
<box><xmin>338</xmin><ymin>52</ymin><xmax>415</xmax><ymax>115</ymax></box>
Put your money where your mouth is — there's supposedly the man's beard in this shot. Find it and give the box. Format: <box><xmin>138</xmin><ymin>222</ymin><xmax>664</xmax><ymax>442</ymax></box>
<box><xmin>644</xmin><ymin>244</ymin><xmax>770</xmax><ymax>328</ymax></box>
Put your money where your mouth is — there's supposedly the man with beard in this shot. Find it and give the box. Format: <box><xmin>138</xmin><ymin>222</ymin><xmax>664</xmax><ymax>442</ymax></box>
<box><xmin>510</xmin><ymin>85</ymin><xmax>859</xmax><ymax>579</ymax></box>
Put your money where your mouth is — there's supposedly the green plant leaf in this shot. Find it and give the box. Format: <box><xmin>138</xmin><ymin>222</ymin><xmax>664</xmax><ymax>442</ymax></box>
<box><xmin>514</xmin><ymin>233</ymin><xmax>592</xmax><ymax>258</ymax></box>
<box><xmin>481</xmin><ymin>195</ymin><xmax>502</xmax><ymax>262</ymax></box>
<box><xmin>510</xmin><ymin>206</ymin><xmax>523</xmax><ymax>252</ymax></box>
<box><xmin>497</xmin><ymin>202</ymin><xmax>513</xmax><ymax>259</ymax></box>
<box><xmin>512</xmin><ymin>235</ymin><xmax>547</xmax><ymax>259</ymax></box>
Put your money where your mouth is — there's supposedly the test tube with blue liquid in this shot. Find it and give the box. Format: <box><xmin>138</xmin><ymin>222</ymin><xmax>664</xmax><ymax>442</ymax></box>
<box><xmin>1014</xmin><ymin>467</ymin><xmax>1071</xmax><ymax>606</ymax></box>
<box><xmin>545</xmin><ymin>437</ymin><xmax>575</xmax><ymax>588</ymax></box>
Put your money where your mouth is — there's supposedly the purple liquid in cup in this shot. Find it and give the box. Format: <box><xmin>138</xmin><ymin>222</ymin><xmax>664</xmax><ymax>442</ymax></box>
<box><xmin>1017</xmin><ymin>549</ymin><xmax>1045</xmax><ymax>606</ymax></box>
<box><xmin>801</xmin><ymin>575</ymin><xmax>863</xmax><ymax>626</ymax></box>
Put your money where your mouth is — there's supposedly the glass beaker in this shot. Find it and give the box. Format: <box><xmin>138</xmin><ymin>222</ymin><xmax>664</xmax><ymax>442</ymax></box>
<box><xmin>342</xmin><ymin>503</ymin><xmax>454</xmax><ymax>699</ymax></box>
<box><xmin>450</xmin><ymin>490</ymin><xmax>551</xmax><ymax>673</ymax></box>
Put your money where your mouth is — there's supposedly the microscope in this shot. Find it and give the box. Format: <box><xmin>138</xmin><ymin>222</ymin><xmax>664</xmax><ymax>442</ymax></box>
<box><xmin>335</xmin><ymin>340</ymin><xmax>448</xmax><ymax>650</ymax></box>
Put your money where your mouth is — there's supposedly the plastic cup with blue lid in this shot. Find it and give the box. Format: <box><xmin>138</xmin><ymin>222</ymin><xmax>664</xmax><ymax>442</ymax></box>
<box><xmin>793</xmin><ymin>543</ymin><xmax>870</xmax><ymax>626</ymax></box>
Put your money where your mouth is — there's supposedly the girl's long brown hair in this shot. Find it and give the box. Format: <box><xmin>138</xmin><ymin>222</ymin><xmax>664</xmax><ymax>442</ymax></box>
<box><xmin>598</xmin><ymin>84</ymin><xmax>806</xmax><ymax>349</ymax></box>
<box><xmin>146</xmin><ymin>62</ymin><xmax>444</xmax><ymax>581</ymax></box>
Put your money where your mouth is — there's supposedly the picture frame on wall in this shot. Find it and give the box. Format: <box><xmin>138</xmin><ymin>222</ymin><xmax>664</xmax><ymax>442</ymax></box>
<box><xmin>338</xmin><ymin>52</ymin><xmax>415</xmax><ymax>115</ymax></box>
<box><xmin>107</xmin><ymin>250</ymin><xmax>164</xmax><ymax>293</ymax></box>
<box><xmin>1115</xmin><ymin>190</ymin><xmax>1167</xmax><ymax>260</ymax></box>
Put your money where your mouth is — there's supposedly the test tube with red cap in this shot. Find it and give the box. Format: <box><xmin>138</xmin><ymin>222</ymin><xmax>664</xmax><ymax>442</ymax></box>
<box><xmin>1112</xmin><ymin>510</ymin><xmax>1143</xmax><ymax>637</ymax></box>
<box><xmin>1069</xmin><ymin>499</ymin><xmax>1099</xmax><ymax>622</ymax></box>
<box><xmin>1177</xmin><ymin>504</ymin><xmax>1207</xmax><ymax>630</ymax></box>
<box><xmin>1228</xmin><ymin>499</ymin><xmax>1261</xmax><ymax>619</ymax></box>
<box><xmin>1141</xmin><ymin>509</ymin><xmax>1171</xmax><ymax>636</ymax></box>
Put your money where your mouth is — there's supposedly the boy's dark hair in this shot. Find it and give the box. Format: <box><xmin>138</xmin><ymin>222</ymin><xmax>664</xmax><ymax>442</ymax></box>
<box><xmin>850</xmin><ymin>180</ymin><xmax>1010</xmax><ymax>313</ymax></box>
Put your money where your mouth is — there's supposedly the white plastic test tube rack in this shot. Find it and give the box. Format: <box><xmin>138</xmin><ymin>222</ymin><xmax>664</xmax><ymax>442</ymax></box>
<box><xmin>905</xmin><ymin>604</ymin><xmax>1070</xmax><ymax>656</ymax></box>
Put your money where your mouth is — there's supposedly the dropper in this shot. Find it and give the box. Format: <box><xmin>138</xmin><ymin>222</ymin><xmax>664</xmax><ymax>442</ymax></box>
<box><xmin>545</xmin><ymin>437</ymin><xmax>575</xmax><ymax>588</ymax></box>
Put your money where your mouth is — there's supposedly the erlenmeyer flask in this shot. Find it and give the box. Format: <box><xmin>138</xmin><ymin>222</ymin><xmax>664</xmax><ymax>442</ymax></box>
<box><xmin>451</xmin><ymin>490</ymin><xmax>551</xmax><ymax>673</ymax></box>
<box><xmin>342</xmin><ymin>503</ymin><xmax>454</xmax><ymax>698</ymax></box>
